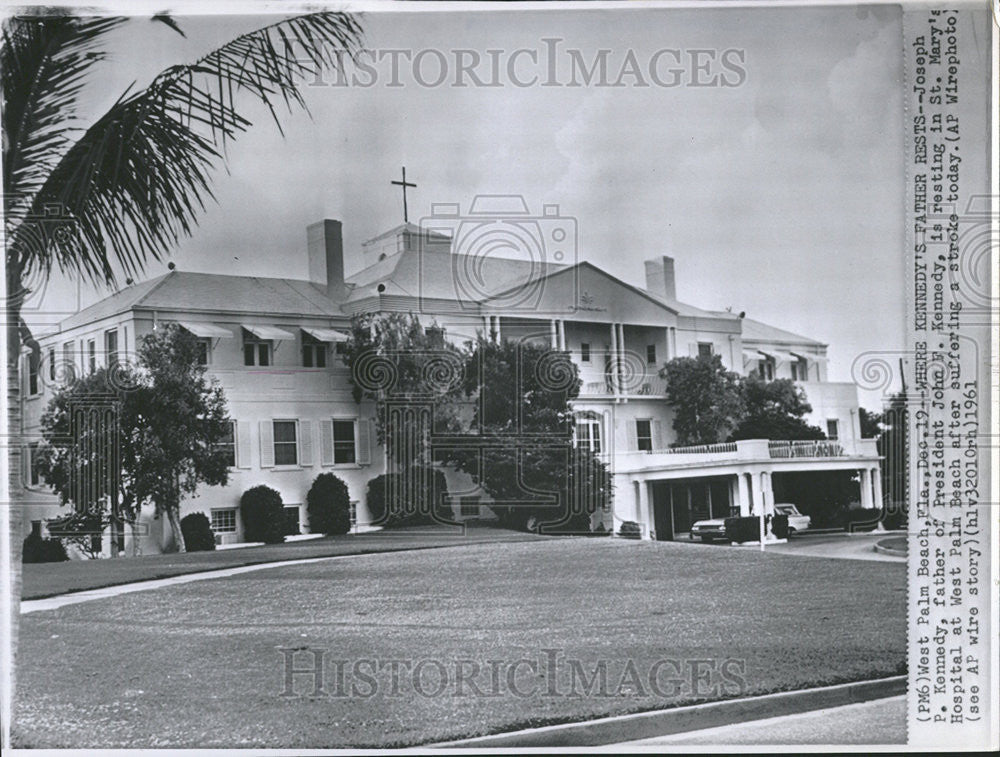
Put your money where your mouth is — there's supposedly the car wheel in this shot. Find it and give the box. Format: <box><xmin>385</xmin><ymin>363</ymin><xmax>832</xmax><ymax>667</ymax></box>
<box><xmin>788</xmin><ymin>527</ymin><xmax>796</xmax><ymax>536</ymax></box>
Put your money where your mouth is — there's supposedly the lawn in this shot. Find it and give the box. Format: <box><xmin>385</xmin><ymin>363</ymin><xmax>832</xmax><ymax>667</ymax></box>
<box><xmin>13</xmin><ymin>538</ymin><xmax>906</xmax><ymax>748</ymax></box>
<box><xmin>21</xmin><ymin>525</ymin><xmax>538</xmax><ymax>600</ymax></box>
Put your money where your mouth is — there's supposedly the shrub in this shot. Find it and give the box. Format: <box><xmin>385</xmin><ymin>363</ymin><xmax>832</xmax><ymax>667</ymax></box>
<box><xmin>881</xmin><ymin>501</ymin><xmax>908</xmax><ymax>530</ymax></box>
<box><xmin>22</xmin><ymin>533</ymin><xmax>68</xmax><ymax>563</ymax></box>
<box><xmin>240</xmin><ymin>485</ymin><xmax>285</xmax><ymax>544</ymax></box>
<box><xmin>307</xmin><ymin>473</ymin><xmax>352</xmax><ymax>535</ymax></box>
<box><xmin>770</xmin><ymin>514</ymin><xmax>789</xmax><ymax>540</ymax></box>
<box><xmin>618</xmin><ymin>521</ymin><xmax>641</xmax><ymax>539</ymax></box>
<box><xmin>724</xmin><ymin>516</ymin><xmax>760</xmax><ymax>544</ymax></box>
<box><xmin>844</xmin><ymin>507</ymin><xmax>882</xmax><ymax>532</ymax></box>
<box><xmin>366</xmin><ymin>466</ymin><xmax>451</xmax><ymax>528</ymax></box>
<box><xmin>180</xmin><ymin>512</ymin><xmax>216</xmax><ymax>551</ymax></box>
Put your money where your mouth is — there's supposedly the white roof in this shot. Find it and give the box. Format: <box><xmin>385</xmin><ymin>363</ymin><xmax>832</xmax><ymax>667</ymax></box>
<box><xmin>243</xmin><ymin>325</ymin><xmax>296</xmax><ymax>341</ymax></box>
<box><xmin>177</xmin><ymin>321</ymin><xmax>234</xmax><ymax>339</ymax></box>
<box><xmin>301</xmin><ymin>326</ymin><xmax>351</xmax><ymax>343</ymax></box>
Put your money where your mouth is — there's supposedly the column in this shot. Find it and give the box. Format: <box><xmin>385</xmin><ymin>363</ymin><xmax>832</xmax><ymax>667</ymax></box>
<box><xmin>859</xmin><ymin>468</ymin><xmax>872</xmax><ymax>509</ymax></box>
<box><xmin>617</xmin><ymin>323</ymin><xmax>626</xmax><ymax>392</ymax></box>
<box><xmin>550</xmin><ymin>319</ymin><xmax>558</xmax><ymax>349</ymax></box>
<box><xmin>557</xmin><ymin>320</ymin><xmax>566</xmax><ymax>351</ymax></box>
<box><xmin>482</xmin><ymin>315</ymin><xmax>490</xmax><ymax>340</ymax></box>
<box><xmin>609</xmin><ymin>322</ymin><xmax>619</xmax><ymax>395</ymax></box>
<box><xmin>664</xmin><ymin>328</ymin><xmax>671</xmax><ymax>362</ymax></box>
<box><xmin>635</xmin><ymin>479</ymin><xmax>653</xmax><ymax>540</ymax></box>
<box><xmin>749</xmin><ymin>471</ymin><xmax>764</xmax><ymax>516</ymax></box>
<box><xmin>494</xmin><ymin>316</ymin><xmax>501</xmax><ymax>342</ymax></box>
<box><xmin>871</xmin><ymin>466</ymin><xmax>883</xmax><ymax>509</ymax></box>
<box><xmin>736</xmin><ymin>472</ymin><xmax>751</xmax><ymax>516</ymax></box>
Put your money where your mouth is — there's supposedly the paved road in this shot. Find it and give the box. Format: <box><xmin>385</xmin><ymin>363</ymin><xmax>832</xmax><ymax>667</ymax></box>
<box><xmin>620</xmin><ymin>695</ymin><xmax>906</xmax><ymax>745</ymax></box>
<box><xmin>766</xmin><ymin>531</ymin><xmax>906</xmax><ymax>563</ymax></box>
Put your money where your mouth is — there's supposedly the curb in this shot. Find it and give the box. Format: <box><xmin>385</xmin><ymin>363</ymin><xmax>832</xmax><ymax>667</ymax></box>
<box><xmin>432</xmin><ymin>675</ymin><xmax>906</xmax><ymax>748</ymax></box>
<box><xmin>875</xmin><ymin>543</ymin><xmax>907</xmax><ymax>557</ymax></box>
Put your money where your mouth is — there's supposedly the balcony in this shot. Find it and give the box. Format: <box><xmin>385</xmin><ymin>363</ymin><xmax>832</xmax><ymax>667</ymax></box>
<box><xmin>579</xmin><ymin>373</ymin><xmax>667</xmax><ymax>398</ymax></box>
<box><xmin>614</xmin><ymin>437</ymin><xmax>880</xmax><ymax>473</ymax></box>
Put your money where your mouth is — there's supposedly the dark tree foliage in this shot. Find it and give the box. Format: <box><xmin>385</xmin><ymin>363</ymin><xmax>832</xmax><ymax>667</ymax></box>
<box><xmin>306</xmin><ymin>473</ymin><xmax>352</xmax><ymax>535</ymax></box>
<box><xmin>660</xmin><ymin>354</ymin><xmax>744</xmax><ymax>445</ymax></box>
<box><xmin>240</xmin><ymin>485</ymin><xmax>285</xmax><ymax>544</ymax></box>
<box><xmin>729</xmin><ymin>375</ymin><xmax>826</xmax><ymax>442</ymax></box>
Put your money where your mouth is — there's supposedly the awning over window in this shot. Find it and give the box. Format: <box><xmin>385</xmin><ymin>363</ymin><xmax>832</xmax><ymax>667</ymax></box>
<box><xmin>177</xmin><ymin>322</ymin><xmax>234</xmax><ymax>339</ymax></box>
<box><xmin>757</xmin><ymin>349</ymin><xmax>798</xmax><ymax>363</ymax></box>
<box><xmin>742</xmin><ymin>349</ymin><xmax>764</xmax><ymax>363</ymax></box>
<box><xmin>791</xmin><ymin>351</ymin><xmax>827</xmax><ymax>362</ymax></box>
<box><xmin>242</xmin><ymin>325</ymin><xmax>295</xmax><ymax>341</ymax></box>
<box><xmin>301</xmin><ymin>326</ymin><xmax>351</xmax><ymax>343</ymax></box>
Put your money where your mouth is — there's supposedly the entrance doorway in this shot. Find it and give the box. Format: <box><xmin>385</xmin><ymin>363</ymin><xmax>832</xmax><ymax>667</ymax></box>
<box><xmin>652</xmin><ymin>477</ymin><xmax>736</xmax><ymax>540</ymax></box>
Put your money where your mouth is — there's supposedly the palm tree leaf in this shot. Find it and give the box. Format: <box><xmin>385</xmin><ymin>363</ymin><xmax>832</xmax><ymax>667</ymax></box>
<box><xmin>7</xmin><ymin>11</ymin><xmax>364</xmax><ymax>286</ymax></box>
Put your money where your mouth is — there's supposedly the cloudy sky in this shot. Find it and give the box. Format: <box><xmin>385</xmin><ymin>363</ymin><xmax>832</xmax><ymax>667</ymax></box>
<box><xmin>35</xmin><ymin>2</ymin><xmax>907</xmax><ymax>406</ymax></box>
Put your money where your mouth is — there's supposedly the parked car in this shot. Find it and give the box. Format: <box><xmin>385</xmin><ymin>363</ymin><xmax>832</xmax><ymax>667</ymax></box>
<box><xmin>689</xmin><ymin>518</ymin><xmax>728</xmax><ymax>542</ymax></box>
<box><xmin>774</xmin><ymin>503</ymin><xmax>811</xmax><ymax>534</ymax></box>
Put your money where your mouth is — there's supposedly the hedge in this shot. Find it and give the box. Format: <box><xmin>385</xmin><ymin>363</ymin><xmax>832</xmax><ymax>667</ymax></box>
<box><xmin>844</xmin><ymin>507</ymin><xmax>883</xmax><ymax>532</ymax></box>
<box><xmin>618</xmin><ymin>521</ymin><xmax>641</xmax><ymax>539</ymax></box>
<box><xmin>366</xmin><ymin>466</ymin><xmax>451</xmax><ymax>527</ymax></box>
<box><xmin>723</xmin><ymin>516</ymin><xmax>761</xmax><ymax>544</ymax></box>
<box><xmin>180</xmin><ymin>512</ymin><xmax>216</xmax><ymax>551</ymax></box>
<box><xmin>306</xmin><ymin>473</ymin><xmax>352</xmax><ymax>535</ymax></box>
<box><xmin>770</xmin><ymin>514</ymin><xmax>789</xmax><ymax>540</ymax></box>
<box><xmin>22</xmin><ymin>533</ymin><xmax>69</xmax><ymax>563</ymax></box>
<box><xmin>240</xmin><ymin>485</ymin><xmax>285</xmax><ymax>544</ymax></box>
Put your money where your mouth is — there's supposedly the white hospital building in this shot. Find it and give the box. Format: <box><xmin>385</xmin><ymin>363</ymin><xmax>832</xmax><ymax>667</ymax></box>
<box><xmin>19</xmin><ymin>208</ymin><xmax>882</xmax><ymax>553</ymax></box>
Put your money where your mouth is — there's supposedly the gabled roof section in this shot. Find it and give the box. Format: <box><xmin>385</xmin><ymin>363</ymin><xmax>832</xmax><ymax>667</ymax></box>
<box><xmin>346</xmin><ymin>248</ymin><xmax>570</xmax><ymax>303</ymax></box>
<box><xmin>58</xmin><ymin>270</ymin><xmax>345</xmax><ymax>331</ymax></box>
<box><xmin>740</xmin><ymin>316</ymin><xmax>826</xmax><ymax>347</ymax></box>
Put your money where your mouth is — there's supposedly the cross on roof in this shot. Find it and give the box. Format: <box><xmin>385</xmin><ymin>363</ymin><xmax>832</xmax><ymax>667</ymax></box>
<box><xmin>390</xmin><ymin>166</ymin><xmax>417</xmax><ymax>223</ymax></box>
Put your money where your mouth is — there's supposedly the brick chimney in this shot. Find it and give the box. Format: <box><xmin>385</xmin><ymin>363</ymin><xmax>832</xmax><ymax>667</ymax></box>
<box><xmin>307</xmin><ymin>219</ymin><xmax>346</xmax><ymax>299</ymax></box>
<box><xmin>644</xmin><ymin>255</ymin><xmax>676</xmax><ymax>301</ymax></box>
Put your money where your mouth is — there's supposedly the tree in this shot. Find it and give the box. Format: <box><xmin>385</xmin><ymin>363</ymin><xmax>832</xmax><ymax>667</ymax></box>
<box><xmin>341</xmin><ymin>312</ymin><xmax>466</xmax><ymax>469</ymax></box>
<box><xmin>3</xmin><ymin>8</ymin><xmax>363</xmax><ymax>680</ymax></box>
<box><xmin>446</xmin><ymin>338</ymin><xmax>610</xmax><ymax>533</ymax></box>
<box><xmin>729</xmin><ymin>375</ymin><xmax>826</xmax><ymax>441</ymax></box>
<box><xmin>660</xmin><ymin>354</ymin><xmax>744</xmax><ymax>446</ymax></box>
<box><xmin>37</xmin><ymin>323</ymin><xmax>231</xmax><ymax>552</ymax></box>
<box><xmin>858</xmin><ymin>406</ymin><xmax>883</xmax><ymax>439</ymax></box>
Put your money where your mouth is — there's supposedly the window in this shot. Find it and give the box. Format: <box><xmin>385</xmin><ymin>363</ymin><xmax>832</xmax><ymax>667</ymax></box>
<box><xmin>757</xmin><ymin>357</ymin><xmax>775</xmax><ymax>381</ymax></box>
<box><xmin>646</xmin><ymin>344</ymin><xmax>656</xmax><ymax>365</ymax></box>
<box><xmin>196</xmin><ymin>339</ymin><xmax>210</xmax><ymax>366</ymax></box>
<box><xmin>87</xmin><ymin>339</ymin><xmax>96</xmax><ymax>373</ymax></box>
<box><xmin>349</xmin><ymin>500</ymin><xmax>358</xmax><ymax>526</ymax></box>
<box><xmin>217</xmin><ymin>421</ymin><xmax>236</xmax><ymax>467</ymax></box>
<box><xmin>273</xmin><ymin>420</ymin><xmax>298</xmax><ymax>465</ymax></box>
<box><xmin>580</xmin><ymin>343</ymin><xmax>591</xmax><ymax>362</ymax></box>
<box><xmin>62</xmin><ymin>341</ymin><xmax>75</xmax><ymax>380</ymax></box>
<box><xmin>697</xmin><ymin>342</ymin><xmax>713</xmax><ymax>358</ymax></box>
<box><xmin>26</xmin><ymin>352</ymin><xmax>39</xmax><ymax>395</ymax></box>
<box><xmin>826</xmin><ymin>419</ymin><xmax>840</xmax><ymax>440</ymax></box>
<box><xmin>333</xmin><ymin>420</ymin><xmax>356</xmax><ymax>464</ymax></box>
<box><xmin>301</xmin><ymin>334</ymin><xmax>327</xmax><ymax>368</ymax></box>
<box><xmin>47</xmin><ymin>348</ymin><xmax>56</xmax><ymax>381</ymax></box>
<box><xmin>791</xmin><ymin>358</ymin><xmax>808</xmax><ymax>381</ymax></box>
<box><xmin>104</xmin><ymin>329</ymin><xmax>118</xmax><ymax>367</ymax></box>
<box><xmin>28</xmin><ymin>443</ymin><xmax>41</xmax><ymax>486</ymax></box>
<box><xmin>244</xmin><ymin>338</ymin><xmax>271</xmax><ymax>366</ymax></box>
<box><xmin>636</xmin><ymin>419</ymin><xmax>653</xmax><ymax>452</ymax></box>
<box><xmin>283</xmin><ymin>506</ymin><xmax>301</xmax><ymax>536</ymax></box>
<box><xmin>210</xmin><ymin>508</ymin><xmax>237</xmax><ymax>534</ymax></box>
<box><xmin>575</xmin><ymin>416</ymin><xmax>602</xmax><ymax>454</ymax></box>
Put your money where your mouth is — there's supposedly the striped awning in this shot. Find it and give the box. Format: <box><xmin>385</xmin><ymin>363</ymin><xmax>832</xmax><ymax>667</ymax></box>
<box><xmin>242</xmin><ymin>325</ymin><xmax>295</xmax><ymax>341</ymax></box>
<box><xmin>757</xmin><ymin>349</ymin><xmax>798</xmax><ymax>363</ymax></box>
<box><xmin>301</xmin><ymin>326</ymin><xmax>351</xmax><ymax>343</ymax></box>
<box><xmin>742</xmin><ymin>349</ymin><xmax>763</xmax><ymax>363</ymax></box>
<box><xmin>177</xmin><ymin>322</ymin><xmax>234</xmax><ymax>339</ymax></box>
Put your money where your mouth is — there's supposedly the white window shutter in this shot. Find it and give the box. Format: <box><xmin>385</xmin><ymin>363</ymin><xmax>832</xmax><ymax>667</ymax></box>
<box><xmin>320</xmin><ymin>420</ymin><xmax>334</xmax><ymax>466</ymax></box>
<box><xmin>626</xmin><ymin>422</ymin><xmax>637</xmax><ymax>451</ymax></box>
<box><xmin>688</xmin><ymin>342</ymin><xmax>698</xmax><ymax>357</ymax></box>
<box><xmin>237</xmin><ymin>421</ymin><xmax>252</xmax><ymax>469</ymax></box>
<box><xmin>357</xmin><ymin>419</ymin><xmax>372</xmax><ymax>465</ymax></box>
<box><xmin>653</xmin><ymin>420</ymin><xmax>663</xmax><ymax>450</ymax></box>
<box><xmin>259</xmin><ymin>421</ymin><xmax>274</xmax><ymax>468</ymax></box>
<box><xmin>299</xmin><ymin>420</ymin><xmax>313</xmax><ymax>466</ymax></box>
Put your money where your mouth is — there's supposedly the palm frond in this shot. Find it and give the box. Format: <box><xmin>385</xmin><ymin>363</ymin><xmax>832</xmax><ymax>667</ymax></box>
<box><xmin>7</xmin><ymin>11</ymin><xmax>364</xmax><ymax>286</ymax></box>
<box><xmin>2</xmin><ymin>16</ymin><xmax>124</xmax><ymax>221</ymax></box>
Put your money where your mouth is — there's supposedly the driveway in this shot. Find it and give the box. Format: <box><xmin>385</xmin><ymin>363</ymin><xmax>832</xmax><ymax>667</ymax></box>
<box><xmin>767</xmin><ymin>531</ymin><xmax>906</xmax><ymax>563</ymax></box>
<box><xmin>620</xmin><ymin>694</ymin><xmax>905</xmax><ymax>745</ymax></box>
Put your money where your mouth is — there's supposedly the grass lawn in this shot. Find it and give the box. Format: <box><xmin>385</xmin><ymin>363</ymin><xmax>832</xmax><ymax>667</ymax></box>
<box><xmin>21</xmin><ymin>525</ymin><xmax>538</xmax><ymax>600</ymax></box>
<box><xmin>14</xmin><ymin>538</ymin><xmax>906</xmax><ymax>748</ymax></box>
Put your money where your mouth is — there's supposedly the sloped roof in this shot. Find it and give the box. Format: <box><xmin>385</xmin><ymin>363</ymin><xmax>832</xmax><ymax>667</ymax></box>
<box><xmin>739</xmin><ymin>316</ymin><xmax>825</xmax><ymax>347</ymax></box>
<box><xmin>346</xmin><ymin>248</ymin><xmax>569</xmax><ymax>303</ymax></box>
<box><xmin>58</xmin><ymin>270</ymin><xmax>343</xmax><ymax>330</ymax></box>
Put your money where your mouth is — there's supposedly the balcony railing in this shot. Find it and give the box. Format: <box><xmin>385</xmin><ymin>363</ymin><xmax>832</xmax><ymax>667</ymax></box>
<box><xmin>580</xmin><ymin>374</ymin><xmax>666</xmax><ymax>397</ymax></box>
<box><xmin>767</xmin><ymin>440</ymin><xmax>845</xmax><ymax>458</ymax></box>
<box><xmin>660</xmin><ymin>442</ymin><xmax>738</xmax><ymax>455</ymax></box>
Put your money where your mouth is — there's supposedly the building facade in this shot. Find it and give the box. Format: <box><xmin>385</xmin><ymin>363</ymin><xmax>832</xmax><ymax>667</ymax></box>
<box><xmin>19</xmin><ymin>215</ymin><xmax>881</xmax><ymax>553</ymax></box>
